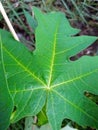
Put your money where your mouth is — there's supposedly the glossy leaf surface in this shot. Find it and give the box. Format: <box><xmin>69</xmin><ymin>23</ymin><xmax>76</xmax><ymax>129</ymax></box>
<box><xmin>0</xmin><ymin>7</ymin><xmax>98</xmax><ymax>130</ymax></box>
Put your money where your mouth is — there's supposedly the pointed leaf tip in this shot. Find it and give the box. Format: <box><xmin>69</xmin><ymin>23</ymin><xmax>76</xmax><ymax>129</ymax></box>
<box><xmin>0</xmin><ymin>7</ymin><xmax>98</xmax><ymax>130</ymax></box>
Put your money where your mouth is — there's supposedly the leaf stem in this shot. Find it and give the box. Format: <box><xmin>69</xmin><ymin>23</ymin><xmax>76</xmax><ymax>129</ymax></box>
<box><xmin>0</xmin><ymin>1</ymin><xmax>19</xmax><ymax>41</ymax></box>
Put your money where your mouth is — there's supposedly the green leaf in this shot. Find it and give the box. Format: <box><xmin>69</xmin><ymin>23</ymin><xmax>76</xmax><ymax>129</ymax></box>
<box><xmin>0</xmin><ymin>7</ymin><xmax>98</xmax><ymax>130</ymax></box>
<box><xmin>0</xmin><ymin>29</ymin><xmax>47</xmax><ymax>124</ymax></box>
<box><xmin>24</xmin><ymin>10</ymin><xmax>38</xmax><ymax>31</ymax></box>
<box><xmin>37</xmin><ymin>104</ymin><xmax>48</xmax><ymax>126</ymax></box>
<box><xmin>0</xmin><ymin>37</ymin><xmax>13</xmax><ymax>130</ymax></box>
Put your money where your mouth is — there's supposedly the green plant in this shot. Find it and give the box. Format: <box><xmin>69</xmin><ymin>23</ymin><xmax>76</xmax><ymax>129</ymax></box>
<box><xmin>0</xmin><ymin>7</ymin><xmax>98</xmax><ymax>130</ymax></box>
<box><xmin>61</xmin><ymin>0</ymin><xmax>98</xmax><ymax>24</ymax></box>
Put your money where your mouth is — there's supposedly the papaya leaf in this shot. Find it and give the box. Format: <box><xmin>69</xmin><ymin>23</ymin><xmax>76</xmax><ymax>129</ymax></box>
<box><xmin>0</xmin><ymin>37</ymin><xmax>13</xmax><ymax>130</ymax></box>
<box><xmin>0</xmin><ymin>7</ymin><xmax>98</xmax><ymax>130</ymax></box>
<box><xmin>24</xmin><ymin>10</ymin><xmax>37</xmax><ymax>31</ymax></box>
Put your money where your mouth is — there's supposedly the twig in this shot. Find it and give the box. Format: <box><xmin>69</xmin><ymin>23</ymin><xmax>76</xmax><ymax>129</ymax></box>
<box><xmin>0</xmin><ymin>1</ymin><xmax>19</xmax><ymax>41</ymax></box>
<box><xmin>32</xmin><ymin>116</ymin><xmax>37</xmax><ymax>130</ymax></box>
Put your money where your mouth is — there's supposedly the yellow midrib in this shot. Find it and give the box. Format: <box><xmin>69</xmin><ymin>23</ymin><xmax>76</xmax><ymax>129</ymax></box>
<box><xmin>53</xmin><ymin>89</ymin><xmax>98</xmax><ymax>123</ymax></box>
<box><xmin>47</xmin><ymin>29</ymin><xmax>57</xmax><ymax>88</ymax></box>
<box><xmin>3</xmin><ymin>45</ymin><xmax>46</xmax><ymax>87</ymax></box>
<box><xmin>51</xmin><ymin>69</ymin><xmax>98</xmax><ymax>88</ymax></box>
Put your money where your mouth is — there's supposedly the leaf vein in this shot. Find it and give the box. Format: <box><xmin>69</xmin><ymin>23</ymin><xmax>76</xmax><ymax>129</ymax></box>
<box><xmin>3</xmin><ymin>45</ymin><xmax>46</xmax><ymax>87</ymax></box>
<box><xmin>52</xmin><ymin>69</ymin><xmax>98</xmax><ymax>88</ymax></box>
<box><xmin>52</xmin><ymin>89</ymin><xmax>98</xmax><ymax>123</ymax></box>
